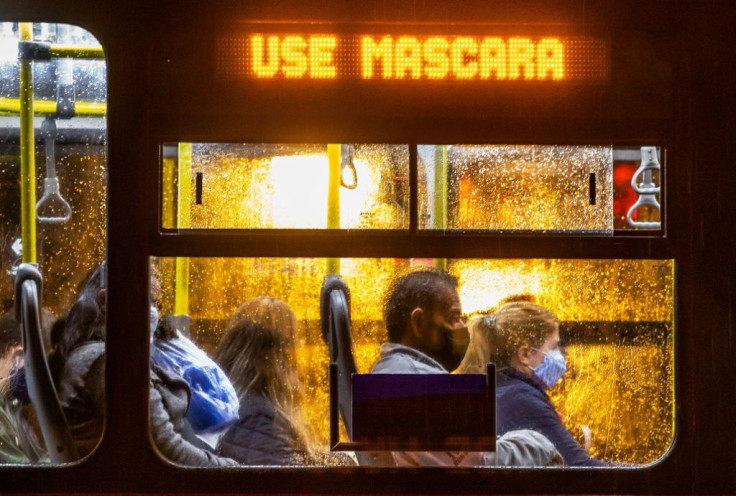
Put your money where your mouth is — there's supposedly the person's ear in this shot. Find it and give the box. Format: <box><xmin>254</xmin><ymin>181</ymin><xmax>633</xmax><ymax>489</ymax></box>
<box><xmin>409</xmin><ymin>307</ymin><xmax>426</xmax><ymax>338</ymax></box>
<box><xmin>517</xmin><ymin>344</ymin><xmax>534</xmax><ymax>367</ymax></box>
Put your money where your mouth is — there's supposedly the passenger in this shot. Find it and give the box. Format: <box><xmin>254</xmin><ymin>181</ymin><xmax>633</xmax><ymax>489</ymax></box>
<box><xmin>149</xmin><ymin>364</ymin><xmax>237</xmax><ymax>467</ymax></box>
<box><xmin>1</xmin><ymin>309</ymin><xmax>60</xmax><ymax>464</ymax></box>
<box><xmin>151</xmin><ymin>316</ymin><xmax>239</xmax><ymax>453</ymax></box>
<box><xmin>371</xmin><ymin>269</ymin><xmax>562</xmax><ymax>467</ymax></box>
<box><xmin>0</xmin><ymin>312</ymin><xmax>28</xmax><ymax>463</ymax></box>
<box><xmin>47</xmin><ymin>264</ymin><xmax>107</xmax><ymax>459</ymax></box>
<box><xmin>465</xmin><ymin>301</ymin><xmax>612</xmax><ymax>467</ymax></box>
<box><xmin>147</xmin><ymin>271</ymin><xmax>237</xmax><ymax>467</ymax></box>
<box><xmin>214</xmin><ymin>297</ymin><xmax>324</xmax><ymax>465</ymax></box>
<box><xmin>148</xmin><ymin>265</ymin><xmax>239</xmax><ymax>451</ymax></box>
<box><xmin>49</xmin><ymin>263</ymin><xmax>236</xmax><ymax>466</ymax></box>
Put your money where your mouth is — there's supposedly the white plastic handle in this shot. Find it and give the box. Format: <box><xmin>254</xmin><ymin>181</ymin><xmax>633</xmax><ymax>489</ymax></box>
<box><xmin>36</xmin><ymin>177</ymin><xmax>73</xmax><ymax>224</ymax></box>
<box><xmin>626</xmin><ymin>147</ymin><xmax>661</xmax><ymax>229</ymax></box>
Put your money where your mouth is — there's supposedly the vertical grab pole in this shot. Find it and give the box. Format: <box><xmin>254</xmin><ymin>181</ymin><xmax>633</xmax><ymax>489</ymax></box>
<box><xmin>433</xmin><ymin>145</ymin><xmax>448</xmax><ymax>271</ymax></box>
<box><xmin>19</xmin><ymin>23</ymin><xmax>36</xmax><ymax>263</ymax></box>
<box><xmin>174</xmin><ymin>142</ymin><xmax>192</xmax><ymax>316</ymax></box>
<box><xmin>326</xmin><ymin>144</ymin><xmax>341</xmax><ymax>275</ymax></box>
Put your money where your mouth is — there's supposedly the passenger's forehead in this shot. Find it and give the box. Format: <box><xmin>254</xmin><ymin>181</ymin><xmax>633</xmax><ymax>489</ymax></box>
<box><xmin>437</xmin><ymin>286</ymin><xmax>461</xmax><ymax>312</ymax></box>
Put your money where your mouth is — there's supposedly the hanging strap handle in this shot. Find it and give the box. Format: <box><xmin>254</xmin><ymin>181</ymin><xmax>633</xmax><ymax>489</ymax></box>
<box><xmin>626</xmin><ymin>146</ymin><xmax>661</xmax><ymax>229</ymax></box>
<box><xmin>36</xmin><ymin>117</ymin><xmax>72</xmax><ymax>224</ymax></box>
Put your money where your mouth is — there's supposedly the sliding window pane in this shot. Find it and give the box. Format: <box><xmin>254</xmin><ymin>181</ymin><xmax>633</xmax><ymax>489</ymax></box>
<box><xmin>162</xmin><ymin>143</ymin><xmax>409</xmax><ymax>230</ymax></box>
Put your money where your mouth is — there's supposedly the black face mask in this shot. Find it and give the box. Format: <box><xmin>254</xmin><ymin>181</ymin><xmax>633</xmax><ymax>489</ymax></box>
<box><xmin>433</xmin><ymin>327</ymin><xmax>470</xmax><ymax>372</ymax></box>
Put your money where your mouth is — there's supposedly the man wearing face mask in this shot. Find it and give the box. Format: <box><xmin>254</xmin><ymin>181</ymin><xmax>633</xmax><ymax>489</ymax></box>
<box><xmin>372</xmin><ymin>269</ymin><xmax>469</xmax><ymax>375</ymax></box>
<box><xmin>370</xmin><ymin>269</ymin><xmax>562</xmax><ymax>467</ymax></box>
<box><xmin>478</xmin><ymin>301</ymin><xmax>613</xmax><ymax>467</ymax></box>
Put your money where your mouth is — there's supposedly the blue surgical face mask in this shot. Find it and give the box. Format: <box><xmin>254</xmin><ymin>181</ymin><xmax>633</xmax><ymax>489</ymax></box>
<box><xmin>531</xmin><ymin>349</ymin><xmax>566</xmax><ymax>390</ymax></box>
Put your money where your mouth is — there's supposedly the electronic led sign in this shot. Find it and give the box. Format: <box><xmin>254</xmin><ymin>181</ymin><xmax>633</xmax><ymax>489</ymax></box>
<box><xmin>217</xmin><ymin>33</ymin><xmax>609</xmax><ymax>82</ymax></box>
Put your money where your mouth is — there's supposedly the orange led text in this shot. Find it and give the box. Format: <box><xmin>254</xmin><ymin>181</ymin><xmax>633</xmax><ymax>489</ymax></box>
<box><xmin>251</xmin><ymin>35</ymin><xmax>337</xmax><ymax>78</ymax></box>
<box><xmin>361</xmin><ymin>36</ymin><xmax>564</xmax><ymax>80</ymax></box>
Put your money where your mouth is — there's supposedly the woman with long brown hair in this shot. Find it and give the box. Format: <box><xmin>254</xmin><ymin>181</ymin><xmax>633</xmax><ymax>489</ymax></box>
<box><xmin>214</xmin><ymin>297</ymin><xmax>317</xmax><ymax>465</ymax></box>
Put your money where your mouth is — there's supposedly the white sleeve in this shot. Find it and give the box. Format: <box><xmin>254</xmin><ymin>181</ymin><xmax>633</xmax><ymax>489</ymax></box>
<box><xmin>484</xmin><ymin>429</ymin><xmax>564</xmax><ymax>467</ymax></box>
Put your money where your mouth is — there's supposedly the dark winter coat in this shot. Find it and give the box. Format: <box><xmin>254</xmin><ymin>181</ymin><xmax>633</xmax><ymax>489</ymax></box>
<box><xmin>218</xmin><ymin>391</ymin><xmax>303</xmax><ymax>465</ymax></box>
<box><xmin>496</xmin><ymin>367</ymin><xmax>610</xmax><ymax>467</ymax></box>
<box><xmin>56</xmin><ymin>341</ymin><xmax>105</xmax><ymax>458</ymax></box>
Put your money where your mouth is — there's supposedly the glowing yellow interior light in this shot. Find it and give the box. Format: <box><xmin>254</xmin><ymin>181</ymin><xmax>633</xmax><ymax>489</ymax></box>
<box><xmin>508</xmin><ymin>37</ymin><xmax>535</xmax><ymax>80</ymax></box>
<box><xmin>252</xmin><ymin>35</ymin><xmax>279</xmax><ymax>78</ymax></box>
<box><xmin>395</xmin><ymin>37</ymin><xmax>422</xmax><ymax>79</ymax></box>
<box><xmin>281</xmin><ymin>36</ymin><xmax>308</xmax><ymax>78</ymax></box>
<box><xmin>361</xmin><ymin>36</ymin><xmax>393</xmax><ymax>79</ymax></box>
<box><xmin>479</xmin><ymin>37</ymin><xmax>507</xmax><ymax>79</ymax></box>
<box><xmin>269</xmin><ymin>155</ymin><xmax>329</xmax><ymax>228</ymax></box>
<box><xmin>451</xmin><ymin>37</ymin><xmax>478</xmax><ymax>79</ymax></box>
<box><xmin>456</xmin><ymin>264</ymin><xmax>544</xmax><ymax>313</ymax></box>
<box><xmin>537</xmin><ymin>38</ymin><xmax>565</xmax><ymax>80</ymax></box>
<box><xmin>268</xmin><ymin>154</ymin><xmax>376</xmax><ymax>229</ymax></box>
<box><xmin>423</xmin><ymin>37</ymin><xmax>450</xmax><ymax>79</ymax></box>
<box><xmin>309</xmin><ymin>35</ymin><xmax>338</xmax><ymax>79</ymax></box>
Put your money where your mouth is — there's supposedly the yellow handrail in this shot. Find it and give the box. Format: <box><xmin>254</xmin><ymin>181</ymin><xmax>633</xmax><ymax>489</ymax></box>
<box><xmin>49</xmin><ymin>45</ymin><xmax>105</xmax><ymax>59</ymax></box>
<box><xmin>433</xmin><ymin>145</ymin><xmax>448</xmax><ymax>271</ymax></box>
<box><xmin>0</xmin><ymin>97</ymin><xmax>107</xmax><ymax>116</ymax></box>
<box><xmin>19</xmin><ymin>23</ymin><xmax>36</xmax><ymax>264</ymax></box>
<box><xmin>326</xmin><ymin>144</ymin><xmax>341</xmax><ymax>275</ymax></box>
<box><xmin>174</xmin><ymin>143</ymin><xmax>192</xmax><ymax>316</ymax></box>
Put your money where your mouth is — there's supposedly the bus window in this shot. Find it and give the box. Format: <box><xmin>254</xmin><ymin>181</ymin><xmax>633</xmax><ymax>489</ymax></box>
<box><xmin>161</xmin><ymin>143</ymin><xmax>409</xmax><ymax>230</ymax></box>
<box><xmin>162</xmin><ymin>143</ymin><xmax>662</xmax><ymax>234</ymax></box>
<box><xmin>418</xmin><ymin>145</ymin><xmax>662</xmax><ymax>233</ymax></box>
<box><xmin>0</xmin><ymin>22</ymin><xmax>106</xmax><ymax>464</ymax></box>
<box><xmin>150</xmin><ymin>256</ymin><xmax>673</xmax><ymax>468</ymax></box>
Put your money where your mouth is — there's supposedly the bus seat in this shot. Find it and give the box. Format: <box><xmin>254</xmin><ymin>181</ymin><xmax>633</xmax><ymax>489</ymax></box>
<box><xmin>320</xmin><ymin>275</ymin><xmax>356</xmax><ymax>435</ymax></box>
<box><xmin>351</xmin><ymin>371</ymin><xmax>496</xmax><ymax>452</ymax></box>
<box><xmin>15</xmin><ymin>263</ymin><xmax>80</xmax><ymax>463</ymax></box>
<box><xmin>319</xmin><ymin>275</ymin><xmax>395</xmax><ymax>466</ymax></box>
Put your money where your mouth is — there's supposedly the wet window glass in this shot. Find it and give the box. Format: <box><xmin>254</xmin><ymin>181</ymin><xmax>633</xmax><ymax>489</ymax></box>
<box><xmin>0</xmin><ymin>22</ymin><xmax>106</xmax><ymax>464</ymax></box>
<box><xmin>418</xmin><ymin>145</ymin><xmax>662</xmax><ymax>232</ymax></box>
<box><xmin>150</xmin><ymin>257</ymin><xmax>673</xmax><ymax>468</ymax></box>
<box><xmin>161</xmin><ymin>143</ymin><xmax>409</xmax><ymax>230</ymax></box>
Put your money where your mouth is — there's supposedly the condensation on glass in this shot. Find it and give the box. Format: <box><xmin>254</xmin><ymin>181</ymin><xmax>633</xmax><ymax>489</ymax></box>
<box><xmin>151</xmin><ymin>256</ymin><xmax>674</xmax><ymax>468</ymax></box>
<box><xmin>0</xmin><ymin>23</ymin><xmax>107</xmax><ymax>464</ymax></box>
<box><xmin>161</xmin><ymin>143</ymin><xmax>409</xmax><ymax>230</ymax></box>
<box><xmin>418</xmin><ymin>145</ymin><xmax>614</xmax><ymax>232</ymax></box>
<box><xmin>162</xmin><ymin>143</ymin><xmax>662</xmax><ymax>233</ymax></box>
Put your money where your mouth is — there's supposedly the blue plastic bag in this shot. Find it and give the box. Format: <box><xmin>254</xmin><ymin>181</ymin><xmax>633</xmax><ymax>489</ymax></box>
<box><xmin>152</xmin><ymin>332</ymin><xmax>239</xmax><ymax>434</ymax></box>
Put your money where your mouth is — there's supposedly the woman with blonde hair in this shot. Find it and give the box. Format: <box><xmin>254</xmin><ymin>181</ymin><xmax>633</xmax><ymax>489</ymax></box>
<box><xmin>460</xmin><ymin>301</ymin><xmax>611</xmax><ymax>467</ymax></box>
<box><xmin>214</xmin><ymin>297</ymin><xmax>318</xmax><ymax>465</ymax></box>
